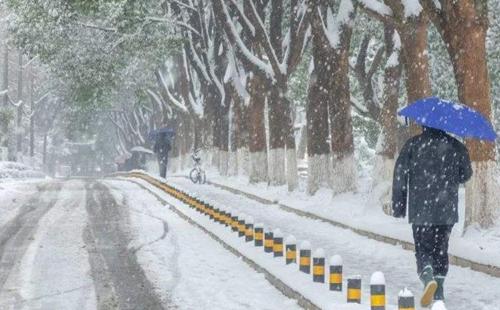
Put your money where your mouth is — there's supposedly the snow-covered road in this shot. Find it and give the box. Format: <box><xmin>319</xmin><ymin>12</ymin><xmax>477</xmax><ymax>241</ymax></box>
<box><xmin>0</xmin><ymin>179</ymin><xmax>301</xmax><ymax>310</ymax></box>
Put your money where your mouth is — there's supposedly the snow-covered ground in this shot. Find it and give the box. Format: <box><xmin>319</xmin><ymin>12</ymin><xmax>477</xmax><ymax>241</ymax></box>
<box><xmin>0</xmin><ymin>161</ymin><xmax>46</xmax><ymax>182</ymax></box>
<box><xmin>133</xmin><ymin>173</ymin><xmax>500</xmax><ymax>310</ymax></box>
<box><xmin>170</xmin><ymin>169</ymin><xmax>500</xmax><ymax>270</ymax></box>
<box><xmin>1</xmin><ymin>178</ymin><xmax>310</xmax><ymax>309</ymax></box>
<box><xmin>104</xmin><ymin>179</ymin><xmax>302</xmax><ymax>310</ymax></box>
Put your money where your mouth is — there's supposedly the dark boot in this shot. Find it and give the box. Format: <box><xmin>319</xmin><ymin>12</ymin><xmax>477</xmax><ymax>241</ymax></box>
<box><xmin>420</xmin><ymin>265</ymin><xmax>437</xmax><ymax>307</ymax></box>
<box><xmin>434</xmin><ymin>276</ymin><xmax>445</xmax><ymax>301</ymax></box>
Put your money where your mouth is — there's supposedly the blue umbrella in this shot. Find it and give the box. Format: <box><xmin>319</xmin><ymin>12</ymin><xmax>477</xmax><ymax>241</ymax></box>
<box><xmin>398</xmin><ymin>97</ymin><xmax>497</xmax><ymax>141</ymax></box>
<box><xmin>148</xmin><ymin>127</ymin><xmax>176</xmax><ymax>141</ymax></box>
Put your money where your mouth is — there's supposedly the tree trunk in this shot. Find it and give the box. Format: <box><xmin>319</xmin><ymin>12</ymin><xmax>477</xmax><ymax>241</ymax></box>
<box><xmin>1</xmin><ymin>43</ymin><xmax>7</xmax><ymax>107</ymax></box>
<box><xmin>233</xmin><ymin>91</ymin><xmax>249</xmax><ymax>176</ymax></box>
<box><xmin>247</xmin><ymin>72</ymin><xmax>268</xmax><ymax>183</ymax></box>
<box><xmin>329</xmin><ymin>45</ymin><xmax>357</xmax><ymax>194</ymax></box>
<box><xmin>268</xmin><ymin>84</ymin><xmax>287</xmax><ymax>185</ymax></box>
<box><xmin>283</xmin><ymin>96</ymin><xmax>298</xmax><ymax>191</ymax></box>
<box><xmin>29</xmin><ymin>66</ymin><xmax>35</xmax><ymax>158</ymax></box>
<box><xmin>16</xmin><ymin>53</ymin><xmax>23</xmax><ymax>161</ymax></box>
<box><xmin>42</xmin><ymin>133</ymin><xmax>47</xmax><ymax>168</ymax></box>
<box><xmin>399</xmin><ymin>14</ymin><xmax>432</xmax><ymax>137</ymax></box>
<box><xmin>373</xmin><ymin>26</ymin><xmax>402</xmax><ymax>214</ymax></box>
<box><xmin>306</xmin><ymin>69</ymin><xmax>330</xmax><ymax>195</ymax></box>
<box><xmin>435</xmin><ymin>4</ymin><xmax>497</xmax><ymax>228</ymax></box>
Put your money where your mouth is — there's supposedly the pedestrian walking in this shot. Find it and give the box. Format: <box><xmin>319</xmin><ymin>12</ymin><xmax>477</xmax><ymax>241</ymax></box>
<box><xmin>153</xmin><ymin>132</ymin><xmax>172</xmax><ymax>178</ymax></box>
<box><xmin>392</xmin><ymin>126</ymin><xmax>472</xmax><ymax>307</ymax></box>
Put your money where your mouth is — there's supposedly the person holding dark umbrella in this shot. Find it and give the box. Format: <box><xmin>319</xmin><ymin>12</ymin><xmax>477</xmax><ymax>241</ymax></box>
<box><xmin>392</xmin><ymin>97</ymin><xmax>496</xmax><ymax>307</ymax></box>
<box><xmin>153</xmin><ymin>132</ymin><xmax>172</xmax><ymax>178</ymax></box>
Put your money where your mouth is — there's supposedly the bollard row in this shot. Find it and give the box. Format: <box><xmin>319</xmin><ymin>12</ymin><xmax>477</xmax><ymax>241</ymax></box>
<box><xmin>134</xmin><ymin>174</ymin><xmax>417</xmax><ymax>309</ymax></box>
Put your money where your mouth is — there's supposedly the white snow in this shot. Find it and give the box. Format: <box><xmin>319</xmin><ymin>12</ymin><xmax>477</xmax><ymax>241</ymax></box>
<box><xmin>299</xmin><ymin>240</ymin><xmax>311</xmax><ymax>250</ymax></box>
<box><xmin>286</xmin><ymin>235</ymin><xmax>297</xmax><ymax>244</ymax></box>
<box><xmin>274</xmin><ymin>228</ymin><xmax>283</xmax><ymax>238</ymax></box>
<box><xmin>0</xmin><ymin>161</ymin><xmax>45</xmax><ymax>180</ymax></box>
<box><xmin>330</xmin><ymin>255</ymin><xmax>343</xmax><ymax>266</ymax></box>
<box><xmin>104</xmin><ymin>179</ymin><xmax>301</xmax><ymax>310</ymax></box>
<box><xmin>370</xmin><ymin>271</ymin><xmax>385</xmax><ymax>285</ymax></box>
<box><xmin>401</xmin><ymin>0</ymin><xmax>423</xmax><ymax>17</ymax></box>
<box><xmin>152</xmin><ymin>174</ymin><xmax>500</xmax><ymax>309</ymax></box>
<box><xmin>398</xmin><ymin>287</ymin><xmax>413</xmax><ymax>297</ymax></box>
<box><xmin>358</xmin><ymin>0</ymin><xmax>393</xmax><ymax>16</ymax></box>
<box><xmin>432</xmin><ymin>300</ymin><xmax>447</xmax><ymax>310</ymax></box>
<box><xmin>313</xmin><ymin>248</ymin><xmax>325</xmax><ymax>258</ymax></box>
<box><xmin>0</xmin><ymin>180</ymin><xmax>96</xmax><ymax>309</ymax></box>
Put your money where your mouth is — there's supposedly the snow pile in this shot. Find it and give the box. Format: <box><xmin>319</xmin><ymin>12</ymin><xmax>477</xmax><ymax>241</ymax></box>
<box><xmin>0</xmin><ymin>161</ymin><xmax>45</xmax><ymax>180</ymax></box>
<box><xmin>370</xmin><ymin>271</ymin><xmax>385</xmax><ymax>285</ymax></box>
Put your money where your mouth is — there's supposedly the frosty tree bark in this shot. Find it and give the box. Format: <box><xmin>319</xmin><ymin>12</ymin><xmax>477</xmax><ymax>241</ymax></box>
<box><xmin>1</xmin><ymin>42</ymin><xmax>7</xmax><ymax>107</ymax></box>
<box><xmin>306</xmin><ymin>69</ymin><xmax>330</xmax><ymax>195</ymax></box>
<box><xmin>16</xmin><ymin>53</ymin><xmax>23</xmax><ymax>160</ymax></box>
<box><xmin>247</xmin><ymin>72</ymin><xmax>269</xmax><ymax>183</ymax></box>
<box><xmin>373</xmin><ymin>25</ymin><xmax>402</xmax><ymax>215</ymax></box>
<box><xmin>422</xmin><ymin>0</ymin><xmax>498</xmax><ymax>228</ymax></box>
<box><xmin>309</xmin><ymin>0</ymin><xmax>358</xmax><ymax>195</ymax></box>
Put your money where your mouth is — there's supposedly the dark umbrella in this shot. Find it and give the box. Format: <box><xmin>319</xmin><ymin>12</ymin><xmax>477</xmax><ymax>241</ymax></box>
<box><xmin>398</xmin><ymin>97</ymin><xmax>497</xmax><ymax>141</ymax></box>
<box><xmin>148</xmin><ymin>127</ymin><xmax>176</xmax><ymax>141</ymax></box>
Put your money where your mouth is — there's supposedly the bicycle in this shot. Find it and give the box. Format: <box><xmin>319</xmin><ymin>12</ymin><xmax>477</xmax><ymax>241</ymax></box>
<box><xmin>189</xmin><ymin>150</ymin><xmax>206</xmax><ymax>184</ymax></box>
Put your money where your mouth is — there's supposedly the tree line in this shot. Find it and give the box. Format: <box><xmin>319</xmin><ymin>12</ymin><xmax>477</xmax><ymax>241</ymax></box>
<box><xmin>1</xmin><ymin>0</ymin><xmax>498</xmax><ymax>229</ymax></box>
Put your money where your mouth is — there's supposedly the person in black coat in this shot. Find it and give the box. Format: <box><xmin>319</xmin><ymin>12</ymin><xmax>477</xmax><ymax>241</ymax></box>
<box><xmin>153</xmin><ymin>133</ymin><xmax>172</xmax><ymax>178</ymax></box>
<box><xmin>392</xmin><ymin>126</ymin><xmax>472</xmax><ymax>306</ymax></box>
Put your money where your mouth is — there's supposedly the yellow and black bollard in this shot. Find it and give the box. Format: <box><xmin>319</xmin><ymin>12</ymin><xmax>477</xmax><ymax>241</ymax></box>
<box><xmin>264</xmin><ymin>230</ymin><xmax>274</xmax><ymax>253</ymax></box>
<box><xmin>221</xmin><ymin>210</ymin><xmax>230</xmax><ymax>227</ymax></box>
<box><xmin>238</xmin><ymin>213</ymin><xmax>246</xmax><ymax>237</ymax></box>
<box><xmin>238</xmin><ymin>214</ymin><xmax>246</xmax><ymax>237</ymax></box>
<box><xmin>231</xmin><ymin>214</ymin><xmax>239</xmax><ymax>232</ymax></box>
<box><xmin>398</xmin><ymin>288</ymin><xmax>415</xmax><ymax>310</ymax></box>
<box><xmin>254</xmin><ymin>223</ymin><xmax>264</xmax><ymax>246</ymax></box>
<box><xmin>285</xmin><ymin>235</ymin><xmax>297</xmax><ymax>264</ymax></box>
<box><xmin>213</xmin><ymin>208</ymin><xmax>221</xmax><ymax>223</ymax></box>
<box><xmin>208</xmin><ymin>204</ymin><xmax>215</xmax><ymax>220</ymax></box>
<box><xmin>370</xmin><ymin>272</ymin><xmax>386</xmax><ymax>310</ymax></box>
<box><xmin>329</xmin><ymin>255</ymin><xmax>343</xmax><ymax>291</ymax></box>
<box><xmin>312</xmin><ymin>248</ymin><xmax>325</xmax><ymax>283</ymax></box>
<box><xmin>299</xmin><ymin>241</ymin><xmax>311</xmax><ymax>274</ymax></box>
<box><xmin>347</xmin><ymin>277</ymin><xmax>361</xmax><ymax>303</ymax></box>
<box><xmin>245</xmin><ymin>216</ymin><xmax>254</xmax><ymax>242</ymax></box>
<box><xmin>273</xmin><ymin>229</ymin><xmax>284</xmax><ymax>257</ymax></box>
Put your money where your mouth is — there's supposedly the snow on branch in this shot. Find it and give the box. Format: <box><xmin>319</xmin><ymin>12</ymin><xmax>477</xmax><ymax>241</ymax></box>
<box><xmin>357</xmin><ymin>0</ymin><xmax>393</xmax><ymax>17</ymax></box>
<box><xmin>228</xmin><ymin>0</ymin><xmax>256</xmax><ymax>36</ymax></box>
<box><xmin>0</xmin><ymin>89</ymin><xmax>7</xmax><ymax>96</ymax></box>
<box><xmin>401</xmin><ymin>0</ymin><xmax>423</xmax><ymax>17</ymax></box>
<box><xmin>386</xmin><ymin>31</ymin><xmax>401</xmax><ymax>68</ymax></box>
<box><xmin>158</xmin><ymin>70</ymin><xmax>190</xmax><ymax>114</ymax></box>
<box><xmin>318</xmin><ymin>0</ymin><xmax>355</xmax><ymax>49</ymax></box>
<box><xmin>216</xmin><ymin>0</ymin><xmax>274</xmax><ymax>79</ymax></box>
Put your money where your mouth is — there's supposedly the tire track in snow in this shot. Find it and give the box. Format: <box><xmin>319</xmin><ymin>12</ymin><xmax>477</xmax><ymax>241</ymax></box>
<box><xmin>0</xmin><ymin>182</ymin><xmax>62</xmax><ymax>292</ymax></box>
<box><xmin>84</xmin><ymin>181</ymin><xmax>167</xmax><ymax>310</ymax></box>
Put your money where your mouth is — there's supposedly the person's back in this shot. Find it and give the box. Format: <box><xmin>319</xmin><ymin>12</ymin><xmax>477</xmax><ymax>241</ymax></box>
<box><xmin>393</xmin><ymin>127</ymin><xmax>472</xmax><ymax>224</ymax></box>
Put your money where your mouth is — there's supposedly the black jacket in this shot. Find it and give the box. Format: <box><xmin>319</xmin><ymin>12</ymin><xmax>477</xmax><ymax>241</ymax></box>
<box><xmin>153</xmin><ymin>136</ymin><xmax>171</xmax><ymax>159</ymax></box>
<box><xmin>392</xmin><ymin>127</ymin><xmax>472</xmax><ymax>225</ymax></box>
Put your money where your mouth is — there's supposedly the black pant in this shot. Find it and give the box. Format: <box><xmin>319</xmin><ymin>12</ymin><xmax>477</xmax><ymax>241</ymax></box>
<box><xmin>412</xmin><ymin>225</ymin><xmax>453</xmax><ymax>276</ymax></box>
<box><xmin>158</xmin><ymin>157</ymin><xmax>168</xmax><ymax>178</ymax></box>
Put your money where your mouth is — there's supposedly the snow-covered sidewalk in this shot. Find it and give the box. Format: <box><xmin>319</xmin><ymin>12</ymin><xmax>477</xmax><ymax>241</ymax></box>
<box><xmin>173</xmin><ymin>172</ymin><xmax>500</xmax><ymax>273</ymax></box>
<box><xmin>128</xmin><ymin>173</ymin><xmax>500</xmax><ymax>310</ymax></box>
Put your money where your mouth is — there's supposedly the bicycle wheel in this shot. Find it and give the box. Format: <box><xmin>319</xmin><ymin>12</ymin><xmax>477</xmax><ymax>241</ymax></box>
<box><xmin>189</xmin><ymin>168</ymin><xmax>200</xmax><ymax>183</ymax></box>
